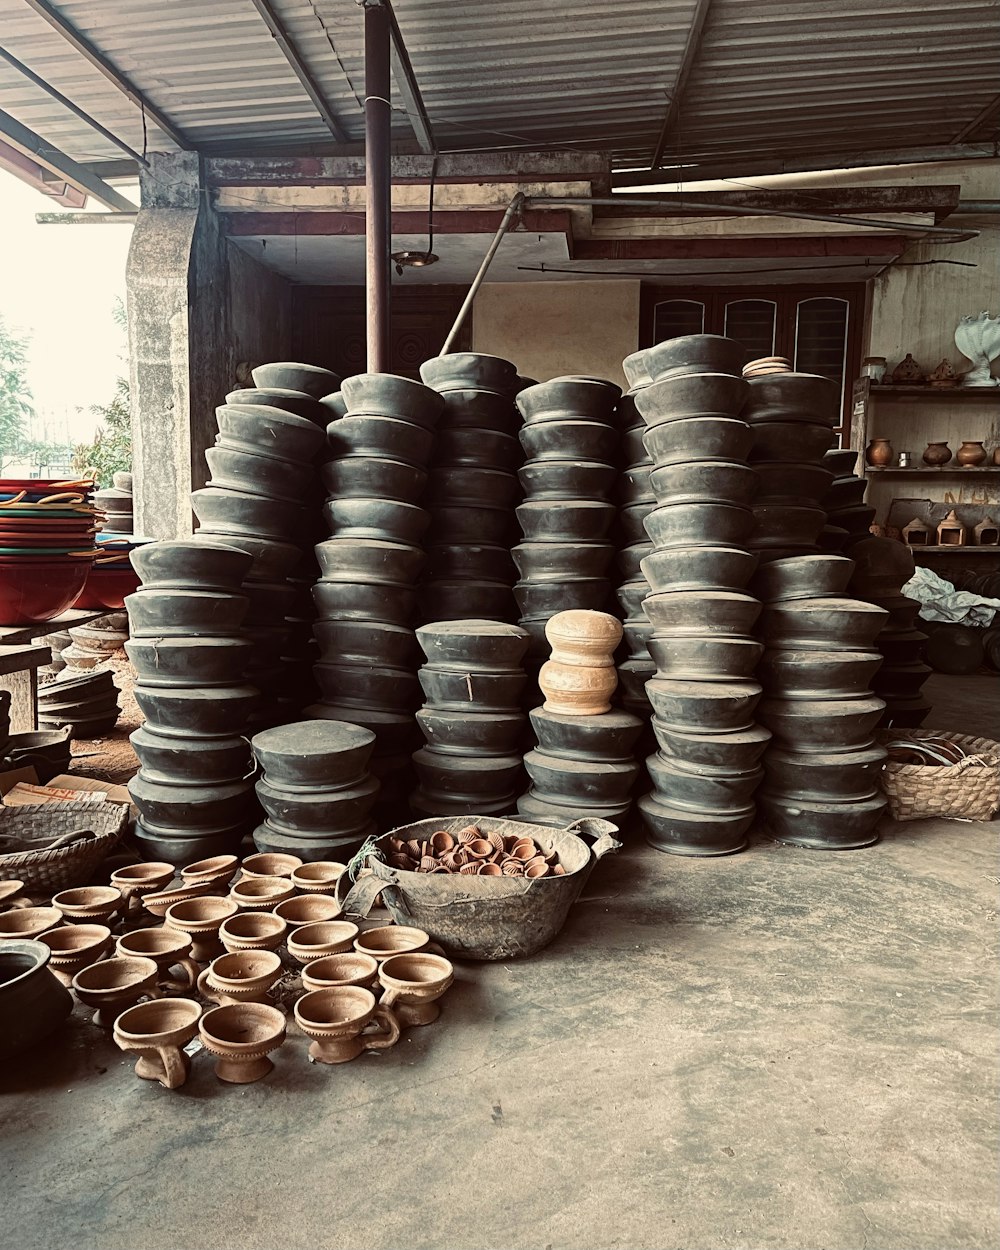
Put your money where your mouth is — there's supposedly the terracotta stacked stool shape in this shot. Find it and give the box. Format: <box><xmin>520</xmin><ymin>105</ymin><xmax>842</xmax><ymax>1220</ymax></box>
<box><xmin>126</xmin><ymin>541</ymin><xmax>260</xmax><ymax>863</ymax></box>
<box><xmin>847</xmin><ymin>536</ymin><xmax>931</xmax><ymax>728</ymax></box>
<box><xmin>614</xmin><ymin>387</ymin><xmax>656</xmax><ymax>721</ymax></box>
<box><xmin>751</xmin><ymin>553</ymin><xmax>888</xmax><ymax>849</ymax></box>
<box><xmin>250</xmin><ymin>719</ymin><xmax>379</xmax><ymax>860</ymax></box>
<box><xmin>411</xmin><ymin>619</ymin><xmax>529</xmax><ymax>817</ymax></box>
<box><xmin>512</xmin><ymin>377</ymin><xmax>621</xmax><ymax>683</ymax></box>
<box><xmin>822</xmin><ymin>448</ymin><xmax>877</xmax><ymax>553</ymax></box>
<box><xmin>519</xmin><ymin>611</ymin><xmax>639</xmax><ymax>825</ymax></box>
<box><xmin>310</xmin><ymin>373</ymin><xmax>443</xmax><ymax>826</ymax></box>
<box><xmin>631</xmin><ymin>336</ymin><xmax>768</xmax><ymax>855</ymax></box>
<box><xmin>417</xmin><ymin>353</ymin><xmax>522</xmax><ymax>624</ymax></box>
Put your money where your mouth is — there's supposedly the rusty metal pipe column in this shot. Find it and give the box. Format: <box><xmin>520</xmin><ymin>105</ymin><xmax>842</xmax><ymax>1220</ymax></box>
<box><xmin>362</xmin><ymin>0</ymin><xmax>391</xmax><ymax>372</ymax></box>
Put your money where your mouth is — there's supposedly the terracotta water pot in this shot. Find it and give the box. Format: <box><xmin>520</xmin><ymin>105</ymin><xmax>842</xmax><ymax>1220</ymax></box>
<box><xmin>922</xmin><ymin>441</ymin><xmax>952</xmax><ymax>466</ymax></box>
<box><xmin>651</xmin><ymin>720</ymin><xmax>771</xmax><ymax>771</ymax></box>
<box><xmin>519</xmin><ymin>420</ymin><xmax>619</xmax><ymax>464</ymax></box>
<box><xmin>110</xmin><ymin>862</ymin><xmax>176</xmax><ymax>914</ymax></box>
<box><xmin>320</xmin><ymin>456</ymin><xmax>427</xmax><ymax>503</ymax></box>
<box><xmin>294</xmin><ymin>986</ymin><xmax>401</xmax><ymax>1063</ymax></box>
<box><xmin>642</xmin><ymin>415</ymin><xmax>753</xmax><ymax>466</ymax></box>
<box><xmin>341</xmin><ymin>372</ymin><xmax>445</xmax><ymax>427</ymax></box>
<box><xmin>646</xmin><ymin>678</ymin><xmax>762</xmax><ymax>732</ymax></box>
<box><xmin>378</xmin><ymin>951</ymin><xmax>455</xmax><ymax>1027</ymax></box>
<box><xmin>199</xmin><ymin>950</ymin><xmax>283</xmax><ymax>1005</ymax></box>
<box><xmin>0</xmin><ymin>939</ymin><xmax>73</xmax><ymax>1057</ymax></box>
<box><xmin>190</xmin><ymin>487</ymin><xmax>306</xmax><ymax>541</ymax></box>
<box><xmin>326</xmin><ymin>414</ymin><xmax>434</xmax><ymax>465</ymax></box>
<box><xmin>229</xmin><ymin>876</ymin><xmax>296</xmax><ymax>913</ymax></box>
<box><xmin>639</xmin><ymin>792</ymin><xmax>754</xmax><ymax>857</ymax></box>
<box><xmin>116</xmin><ymin>927</ymin><xmax>200</xmax><ymax>994</ymax></box>
<box><xmin>747</xmin><ymin>421</ymin><xmax>836</xmax><ymax>463</ymax></box>
<box><xmin>0</xmin><ymin>905</ymin><xmax>64</xmax><ymax>941</ymax></box>
<box><xmin>287</xmin><ymin>920</ymin><xmax>361</xmax><ymax>964</ymax></box>
<box><xmin>125</xmin><ymin>589</ymin><xmax>249</xmax><ymax>637</ymax></box>
<box><xmin>641</xmin><ymin>335</ymin><xmax>747</xmax><ymax>383</ymax></box>
<box><xmin>180</xmin><ymin>854</ymin><xmax>241</xmax><ymax>889</ymax></box>
<box><xmin>164</xmin><ymin>895</ymin><xmax>239</xmax><ymax>961</ymax></box>
<box><xmin>72</xmin><ymin>956</ymin><xmax>160</xmax><ymax>1028</ymax></box>
<box><xmin>301</xmin><ymin>951</ymin><xmax>379</xmax><ymax>992</ymax></box>
<box><xmin>956</xmin><ymin>440</ymin><xmax>987</xmax><ymax>467</ymax></box>
<box><xmin>215</xmin><ymin>403</ymin><xmax>326</xmax><ymax>462</ymax></box>
<box><xmin>642</xmin><ymin>590</ymin><xmax>761</xmax><ymax>637</ymax></box>
<box><xmin>113</xmin><ymin>997</ymin><xmax>202</xmax><ymax>1088</ymax></box>
<box><xmin>227</xmin><ymin>387</ymin><xmax>326</xmax><ymax>423</ymax></box>
<box><xmin>199</xmin><ymin>1001</ymin><xmax>287</xmax><ymax>1083</ymax></box>
<box><xmin>218</xmin><ymin>911</ymin><xmax>288</xmax><ymax>955</ymax></box>
<box><xmin>641</xmin><ymin>545</ymin><xmax>758</xmax><ymax>593</ymax></box>
<box><xmin>644</xmin><ymin>502</ymin><xmax>753</xmax><ymax>550</ymax></box>
<box><xmin>131</xmin><ymin>539</ymin><xmax>253</xmax><ymax>591</ymax></box>
<box><xmin>51</xmin><ymin>885</ymin><xmax>122</xmax><ymax>926</ymax></box>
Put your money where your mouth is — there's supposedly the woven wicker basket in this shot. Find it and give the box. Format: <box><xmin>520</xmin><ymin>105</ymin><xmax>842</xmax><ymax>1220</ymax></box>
<box><xmin>0</xmin><ymin>801</ymin><xmax>129</xmax><ymax>894</ymax></box>
<box><xmin>877</xmin><ymin>730</ymin><xmax>1000</xmax><ymax>823</ymax></box>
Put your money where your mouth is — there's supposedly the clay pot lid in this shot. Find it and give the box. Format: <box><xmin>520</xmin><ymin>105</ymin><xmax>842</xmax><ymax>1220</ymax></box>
<box><xmin>114</xmin><ymin>997</ymin><xmax>202</xmax><ymax>1041</ymax></box>
<box><xmin>38</xmin><ymin>923</ymin><xmax>111</xmax><ymax>953</ymax></box>
<box><xmin>0</xmin><ymin>904</ymin><xmax>62</xmax><ymax>936</ymax></box>
<box><xmin>200</xmin><ymin>1002</ymin><xmax>286</xmax><ymax>1049</ymax></box>
<box><xmin>72</xmin><ymin>956</ymin><xmax>158</xmax><ymax>994</ymax></box>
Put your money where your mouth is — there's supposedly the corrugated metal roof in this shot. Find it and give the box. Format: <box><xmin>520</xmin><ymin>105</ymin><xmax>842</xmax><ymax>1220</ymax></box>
<box><xmin>0</xmin><ymin>0</ymin><xmax>997</xmax><ymax>173</ymax></box>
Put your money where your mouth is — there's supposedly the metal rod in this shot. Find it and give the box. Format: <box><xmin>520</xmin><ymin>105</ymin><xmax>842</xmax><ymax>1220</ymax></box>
<box><xmin>440</xmin><ymin>192</ymin><xmax>525</xmax><ymax>356</ymax></box>
<box><xmin>386</xmin><ymin>0</ymin><xmax>435</xmax><ymax>154</ymax></box>
<box><xmin>363</xmin><ymin>0</ymin><xmax>392</xmax><ymax>373</ymax></box>
<box><xmin>650</xmin><ymin>0</ymin><xmax>713</xmax><ymax>169</ymax></box>
<box><xmin>0</xmin><ymin>107</ymin><xmax>137</xmax><ymax>212</ymax></box>
<box><xmin>248</xmin><ymin>0</ymin><xmax>348</xmax><ymax>143</ymax></box>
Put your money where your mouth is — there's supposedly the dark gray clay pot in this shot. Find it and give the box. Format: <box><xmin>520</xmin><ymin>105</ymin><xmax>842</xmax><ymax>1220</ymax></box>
<box><xmin>622</xmin><ymin>424</ymin><xmax>650</xmax><ymax>467</ymax></box>
<box><xmin>646</xmin><ymin>752</ymin><xmax>763</xmax><ymax>809</ymax></box>
<box><xmin>639</xmin><ymin>792</ymin><xmax>754</xmax><ymax>856</ymax></box>
<box><xmin>878</xmin><ymin>632</ymin><xmax>929</xmax><ymax>666</ymax></box>
<box><xmin>642</xmin><ymin>416</ymin><xmax>753</xmax><ymax>467</ymax></box>
<box><xmin>418</xmin><ymin>665</ymin><xmax>526</xmax><ymax>711</ymax></box>
<box><xmin>133</xmin><ymin>685</ymin><xmax>260</xmax><ymax>736</ymax></box>
<box><xmin>516</xmin><ymin>500</ymin><xmax>615</xmax><ymax>542</ymax></box>
<box><xmin>320</xmin><ymin>456</ymin><xmax>427</xmax><ymax>503</ymax></box>
<box><xmin>869</xmin><ymin>662</ymin><xmax>931</xmax><ymax>701</ymax></box>
<box><xmin>131</xmin><ymin>540</ymin><xmax>253</xmax><ymax>592</ymax></box>
<box><xmin>648</xmin><ymin>634</ymin><xmax>764</xmax><ymax>680</ymax></box>
<box><xmin>519</xmin><ymin>461</ymin><xmax>617</xmax><ymax>500</ymax></box>
<box><xmin>750</xmin><ymin>554</ymin><xmax>855</xmax><ymax>602</ymax></box>
<box><xmin>642</xmin><ymin>590</ymin><xmax>761</xmax><ymax>636</ymax></box>
<box><xmin>616</xmin><ymin>579</ymin><xmax>649</xmax><ymax>619</ymax></box>
<box><xmin>134</xmin><ymin>819</ymin><xmax>247</xmax><ymax>865</ymax></box>
<box><xmin>129</xmin><ymin>726</ymin><xmax>253</xmax><ymax>786</ymax></box>
<box><xmin>416</xmin><ymin>619</ymin><xmax>529</xmax><ymax>668</ymax></box>
<box><xmin>617</xmin><ymin>658</ymin><xmax>656</xmax><ymax>703</ymax></box>
<box><xmin>411</xmin><ymin>748</ymin><xmax>523</xmax><ymax>798</ymax></box>
<box><xmin>763</xmin><ymin>742</ymin><xmax>886</xmax><ymax>801</ymax></box>
<box><xmin>618</xmin><ymin>542</ymin><xmax>653</xmax><ymax>580</ymax></box>
<box><xmin>634</xmin><ymin>373</ymin><xmax>750</xmax><ymax>428</ymax></box>
<box><xmin>125</xmin><ymin>589</ymin><xmax>249</xmax><ymax>636</ymax></box>
<box><xmin>320</xmin><ymin>392</ymin><xmax>348</xmax><ymax>420</ymax></box>
<box><xmin>823</xmin><ymin>476</ymin><xmax>869</xmax><ymax>511</ymax></box>
<box><xmin>128</xmin><ymin>773</ymin><xmax>257</xmax><ymax>828</ymax></box>
<box><xmin>312</xmin><ymin>580</ymin><xmax>416</xmax><ymax>626</ymax></box>
<box><xmin>435</xmin><ymin>427</ymin><xmax>522</xmax><ymax>472</ymax></box>
<box><xmin>845</xmin><ymin>536</ymin><xmax>915</xmax><ymax>600</ymax></box>
<box><xmin>326</xmin><ymin>415</ymin><xmax>434</xmax><ymax>466</ymax></box>
<box><xmin>646</xmin><ymin>677</ymin><xmax>762</xmax><ymax>732</ymax></box>
<box><xmin>514</xmin><ymin>578</ymin><xmax>611</xmax><ymax>618</ymax></box>
<box><xmin>759</xmin><ymin>598</ymin><xmax>889</xmax><ymax>650</ymax></box>
<box><xmin>519</xmin><ymin>420</ymin><xmax>619</xmax><ymax>464</ymax></box>
<box><xmin>0</xmin><ymin>941</ymin><xmax>72</xmax><ymax>1058</ymax></box>
<box><xmin>750</xmin><ymin>505</ymin><xmax>827</xmax><ymax>550</ymax></box>
<box><xmin>512</xmin><ymin>541</ymin><xmax>614</xmax><ymax>580</ymax></box>
<box><xmin>641</xmin><ymin>545</ymin><xmax>758</xmax><ymax>592</ymax></box>
<box><xmin>516</xmin><ymin>378</ymin><xmax>620</xmax><ymax>425</ymax></box>
<box><xmin>191</xmin><ymin>487</ymin><xmax>306</xmax><ymax>541</ymax></box>
<box><xmin>649</xmin><ymin>461</ymin><xmax>759</xmax><ymax>507</ymax></box>
<box><xmin>652</xmin><ymin>719</ymin><xmax>771</xmax><ymax>771</ymax></box>
<box><xmin>643</xmin><ymin>335</ymin><xmax>747</xmax><ymax>382</ymax></box>
<box><xmin>189</xmin><ymin>533</ymin><xmax>301</xmax><ymax>584</ymax></box>
<box><xmin>424</xmin><ymin>543</ymin><xmax>516</xmax><ymax>582</ymax></box>
<box><xmin>618</xmin><ymin>464</ymin><xmax>654</xmax><ymax>505</ymax></box>
<box><xmin>417</xmin><ymin>580</ymin><xmax>515</xmax><ymax>623</ymax></box>
<box><xmin>315</xmin><ymin>537</ymin><xmax>424</xmax><ymax>585</ymax></box>
<box><xmin>428</xmin><ymin>467</ymin><xmax>520</xmax><ymax>508</ymax></box>
<box><xmin>241</xmin><ymin>580</ymin><xmax>297</xmax><ymax>626</ymax></box>
<box><xmin>828</xmin><ymin>504</ymin><xmax>877</xmax><ymax>540</ymax></box>
<box><xmin>252</xmin><ymin>362</ymin><xmax>342</xmax><ymax>399</ymax></box>
<box><xmin>251</xmin><ymin>817</ymin><xmax>376</xmax><ymax>862</ymax></box>
<box><xmin>341</xmin><ymin>374</ymin><xmax>447</xmax><ymax>424</ymax></box>
<box><xmin>619</xmin><ymin>502</ymin><xmax>657</xmax><ymax>544</ymax></box>
<box><xmin>757</xmin><ymin>695</ymin><xmax>886</xmax><ymax>749</ymax></box>
<box><xmin>427</xmin><ymin>505</ymin><xmax>515</xmax><ymax>546</ymax></box>
<box><xmin>125</xmin><ymin>637</ymin><xmax>254</xmax><ymax>687</ymax></box>
<box><xmin>824</xmin><ymin>448</ymin><xmax>860</xmax><ymax>476</ymax></box>
<box><xmin>420</xmin><ymin>353</ymin><xmax>518</xmax><ymax>395</ymax></box>
<box><xmin>743</xmin><ymin>373</ymin><xmax>840</xmax><ymax>427</ymax></box>
<box><xmin>622</xmin><ymin>349</ymin><xmax>652</xmax><ymax>390</ymax></box>
<box><xmin>515</xmin><ymin>788</ymin><xmax>632</xmax><ymax>827</ymax></box>
<box><xmin>746</xmin><ymin>421</ymin><xmax>836</xmax><ymax>463</ymax></box>
<box><xmin>305</xmin><ymin>702</ymin><xmax>420</xmax><ymax>754</ymax></box>
<box><xmin>256</xmin><ymin>774</ymin><xmax>379</xmax><ymax>829</ymax></box>
<box><xmin>753</xmin><ymin>462</ymin><xmax>835</xmax><ymax>505</ymax></box>
<box><xmin>313</xmin><ymin>620</ymin><xmax>418</xmax><ymax>669</ymax></box>
<box><xmin>523</xmin><ymin>750</ymin><xmax>638</xmax><ymax>803</ymax></box>
<box><xmin>314</xmin><ymin>661</ymin><xmax>421</xmax><ymax>710</ymax></box>
<box><xmin>436</xmin><ymin>389</ymin><xmax>521</xmax><ymax>435</ymax></box>
<box><xmin>322</xmin><ymin>498</ymin><xmax>430</xmax><ymax>544</ymax></box>
<box><xmin>757</xmin><ymin>648</ymin><xmax>882</xmax><ymax>697</ymax></box>
<box><xmin>757</xmin><ymin>792</ymin><xmax>885</xmax><ymax>851</ymax></box>
<box><xmin>225</xmin><ymin>387</ymin><xmax>326</xmax><ymax>424</ymax></box>
<box><xmin>529</xmin><ymin>705</ymin><xmax>644</xmax><ymax>760</ymax></box>
<box><xmin>416</xmin><ymin>708</ymin><xmax>526</xmax><ymax>756</ymax></box>
<box><xmin>215</xmin><ymin>404</ymin><xmax>326</xmax><ymax>462</ymax></box>
<box><xmin>644</xmin><ymin>502</ymin><xmax>753</xmax><ymax>550</ymax></box>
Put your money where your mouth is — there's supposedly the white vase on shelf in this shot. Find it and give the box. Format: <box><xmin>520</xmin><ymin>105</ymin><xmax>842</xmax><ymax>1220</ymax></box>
<box><xmin>955</xmin><ymin>312</ymin><xmax>1000</xmax><ymax>387</ymax></box>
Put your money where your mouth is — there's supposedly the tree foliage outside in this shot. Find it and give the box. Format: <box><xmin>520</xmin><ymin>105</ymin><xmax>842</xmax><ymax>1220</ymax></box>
<box><xmin>72</xmin><ymin>298</ymin><xmax>133</xmax><ymax>488</ymax></box>
<box><xmin>0</xmin><ymin>314</ymin><xmax>37</xmax><ymax>473</ymax></box>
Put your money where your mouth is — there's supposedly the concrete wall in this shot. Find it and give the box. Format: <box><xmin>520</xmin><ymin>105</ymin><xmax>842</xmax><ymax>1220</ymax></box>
<box><xmin>227</xmin><ymin>240</ymin><xmax>293</xmax><ymax>387</ymax></box>
<box><xmin>471</xmin><ymin>280</ymin><xmax>641</xmax><ymax>387</ymax></box>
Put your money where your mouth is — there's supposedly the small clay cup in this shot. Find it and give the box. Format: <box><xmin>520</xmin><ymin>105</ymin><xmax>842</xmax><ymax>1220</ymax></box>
<box><xmin>287</xmin><ymin>920</ymin><xmax>361</xmax><ymax>964</ymax></box>
<box><xmin>294</xmin><ymin>986</ymin><xmax>400</xmax><ymax>1064</ymax></box>
<box><xmin>240</xmin><ymin>852</ymin><xmax>303</xmax><ymax>879</ymax></box>
<box><xmin>272</xmin><ymin>894</ymin><xmax>342</xmax><ymax>928</ymax></box>
<box><xmin>354</xmin><ymin>925</ymin><xmax>430</xmax><ymax>962</ymax></box>
<box><xmin>51</xmin><ymin>885</ymin><xmax>123</xmax><ymax>926</ymax></box>
<box><xmin>164</xmin><ymin>895</ymin><xmax>239</xmax><ymax>962</ymax></box>
<box><xmin>72</xmin><ymin>956</ymin><xmax>160</xmax><ymax>1028</ymax></box>
<box><xmin>114</xmin><ymin>997</ymin><xmax>203</xmax><ymax>1089</ymax></box>
<box><xmin>116</xmin><ymin>927</ymin><xmax>200</xmax><ymax>994</ymax></box>
<box><xmin>110</xmin><ymin>863</ymin><xmax>176</xmax><ymax>914</ymax></box>
<box><xmin>219</xmin><ymin>910</ymin><xmax>288</xmax><ymax>955</ymax></box>
<box><xmin>199</xmin><ymin>1002</ymin><xmax>287</xmax><ymax>1083</ymax></box>
<box><xmin>290</xmin><ymin>862</ymin><xmax>348</xmax><ymax>894</ymax></box>
<box><xmin>301</xmin><ymin>952</ymin><xmax>379</xmax><ymax>993</ymax></box>
<box><xmin>198</xmin><ymin>950</ymin><xmax>283</xmax><ymax>1005</ymax></box>
<box><xmin>0</xmin><ymin>905</ymin><xmax>63</xmax><ymax>941</ymax></box>
<box><xmin>378</xmin><ymin>952</ymin><xmax>455</xmax><ymax>1026</ymax></box>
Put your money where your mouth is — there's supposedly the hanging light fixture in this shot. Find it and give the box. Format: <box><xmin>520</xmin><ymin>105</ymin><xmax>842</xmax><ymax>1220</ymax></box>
<box><xmin>392</xmin><ymin>155</ymin><xmax>438</xmax><ymax>275</ymax></box>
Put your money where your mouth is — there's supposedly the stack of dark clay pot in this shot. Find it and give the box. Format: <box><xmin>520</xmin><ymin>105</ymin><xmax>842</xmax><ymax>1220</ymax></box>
<box><xmin>847</xmin><ymin>536</ymin><xmax>931</xmax><ymax>728</ymax></box>
<box><xmin>310</xmin><ymin>372</ymin><xmax>443</xmax><ymax>826</ymax></box>
<box><xmin>513</xmin><ymin>377</ymin><xmax>621</xmax><ymax>685</ymax></box>
<box><xmin>631</xmin><ymin>335</ymin><xmax>768</xmax><ymax>856</ymax></box>
<box><xmin>417</xmin><ymin>354</ymin><xmax>523</xmax><ymax>623</ymax></box>
<box><xmin>250</xmin><ymin>720</ymin><xmax>379</xmax><ymax>859</ymax></box>
<box><xmin>614</xmin><ymin>359</ymin><xmax>657</xmax><ymax>723</ymax></box>
<box><xmin>191</xmin><ymin>361</ymin><xmax>338</xmax><ymax>730</ymax></box>
<box><xmin>125</xmin><ymin>541</ymin><xmax>259</xmax><ymax>863</ymax></box>
<box><xmin>37</xmin><ymin>669</ymin><xmax>120</xmax><ymax>737</ymax></box>
<box><xmin>411</xmin><ymin>620</ymin><xmax>529</xmax><ymax>817</ymax></box>
<box><xmin>518</xmin><ymin>609</ymin><xmax>642</xmax><ymax>828</ymax></box>
<box><xmin>822</xmin><ymin>448</ymin><xmax>877</xmax><ymax>552</ymax></box>
<box><xmin>752</xmin><ymin>553</ymin><xmax>889</xmax><ymax>849</ymax></box>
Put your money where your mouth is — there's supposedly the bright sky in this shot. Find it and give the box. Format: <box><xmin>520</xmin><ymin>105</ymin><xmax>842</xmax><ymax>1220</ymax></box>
<box><xmin>0</xmin><ymin>170</ymin><xmax>134</xmax><ymax>444</ymax></box>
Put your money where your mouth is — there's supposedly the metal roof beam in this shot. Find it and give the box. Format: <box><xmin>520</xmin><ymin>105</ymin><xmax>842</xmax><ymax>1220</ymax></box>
<box><xmin>247</xmin><ymin>0</ymin><xmax>348</xmax><ymax>144</ymax></box>
<box><xmin>650</xmin><ymin>0</ymin><xmax>713</xmax><ymax>170</ymax></box>
<box><xmin>950</xmin><ymin>93</ymin><xmax>1000</xmax><ymax>143</ymax></box>
<box><xmin>0</xmin><ymin>107</ymin><xmax>136</xmax><ymax>211</ymax></box>
<box><xmin>385</xmin><ymin>0</ymin><xmax>435</xmax><ymax>154</ymax></box>
<box><xmin>20</xmin><ymin>0</ymin><xmax>192</xmax><ymax>151</ymax></box>
<box><xmin>0</xmin><ymin>137</ymin><xmax>85</xmax><ymax>206</ymax></box>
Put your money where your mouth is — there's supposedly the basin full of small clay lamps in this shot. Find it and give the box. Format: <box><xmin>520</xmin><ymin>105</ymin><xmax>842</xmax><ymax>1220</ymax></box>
<box><xmin>384</xmin><ymin>824</ymin><xmax>565</xmax><ymax>877</ymax></box>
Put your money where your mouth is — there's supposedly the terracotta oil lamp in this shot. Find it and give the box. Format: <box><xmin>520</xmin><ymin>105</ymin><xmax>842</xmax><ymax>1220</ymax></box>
<box><xmin>114</xmin><ymin>998</ymin><xmax>203</xmax><ymax>1089</ymax></box>
<box><xmin>293</xmin><ymin>987</ymin><xmax>400</xmax><ymax>1064</ymax></box>
<box><xmin>378</xmin><ymin>952</ymin><xmax>455</xmax><ymax>1026</ymax></box>
<box><xmin>289</xmin><ymin>862</ymin><xmax>348</xmax><ymax>894</ymax></box>
<box><xmin>180</xmin><ymin>854</ymin><xmax>240</xmax><ymax>890</ymax></box>
<box><xmin>229</xmin><ymin>875</ymin><xmax>296</xmax><ymax>911</ymax></box>
<box><xmin>239</xmin><ymin>853</ymin><xmax>303</xmax><ymax>880</ymax></box>
<box><xmin>37</xmin><ymin>923</ymin><xmax>113</xmax><ymax>986</ymax></box>
<box><xmin>272</xmin><ymin>894</ymin><xmax>342</xmax><ymax>929</ymax></box>
<box><xmin>197</xmin><ymin>950</ymin><xmax>283</xmax><ymax>1005</ymax></box>
<box><xmin>110</xmin><ymin>863</ymin><xmax>176</xmax><ymax>914</ymax></box>
<box><xmin>0</xmin><ymin>905</ymin><xmax>63</xmax><ymax>941</ymax></box>
<box><xmin>353</xmin><ymin>925</ymin><xmax>430</xmax><ymax>962</ymax></box>
<box><xmin>286</xmin><ymin>920</ymin><xmax>360</xmax><ymax>965</ymax></box>
<box><xmin>143</xmin><ymin>879</ymin><xmax>215</xmax><ymax>920</ymax></box>
<box><xmin>115</xmin><ymin>927</ymin><xmax>200</xmax><ymax>994</ymax></box>
<box><xmin>164</xmin><ymin>896</ymin><xmax>238</xmax><ymax>962</ymax></box>
<box><xmin>218</xmin><ymin>911</ymin><xmax>288</xmax><ymax>954</ymax></box>
<box><xmin>199</xmin><ymin>1002</ymin><xmax>287</xmax><ymax>1083</ymax></box>
<box><xmin>72</xmin><ymin>956</ymin><xmax>160</xmax><ymax>1027</ymax></box>
<box><xmin>51</xmin><ymin>885</ymin><xmax>123</xmax><ymax>926</ymax></box>
<box><xmin>301</xmin><ymin>952</ymin><xmax>379</xmax><ymax>993</ymax></box>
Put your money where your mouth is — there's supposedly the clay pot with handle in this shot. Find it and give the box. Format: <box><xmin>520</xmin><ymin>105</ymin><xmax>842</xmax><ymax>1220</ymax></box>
<box><xmin>293</xmin><ymin>986</ymin><xmax>400</xmax><ymax>1063</ymax></box>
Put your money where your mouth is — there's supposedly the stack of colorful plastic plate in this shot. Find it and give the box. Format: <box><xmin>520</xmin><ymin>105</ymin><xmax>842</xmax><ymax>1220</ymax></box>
<box><xmin>74</xmin><ymin>533</ymin><xmax>154</xmax><ymax>610</ymax></box>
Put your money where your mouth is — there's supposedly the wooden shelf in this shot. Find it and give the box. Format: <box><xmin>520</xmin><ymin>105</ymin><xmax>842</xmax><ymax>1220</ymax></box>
<box><xmin>867</xmin><ymin>385</ymin><xmax>1000</xmax><ymax>400</ymax></box>
<box><xmin>866</xmin><ymin>465</ymin><xmax>1000</xmax><ymax>474</ymax></box>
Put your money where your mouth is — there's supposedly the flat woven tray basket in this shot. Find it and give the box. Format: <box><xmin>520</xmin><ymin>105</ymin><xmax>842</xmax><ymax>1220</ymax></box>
<box><xmin>877</xmin><ymin>730</ymin><xmax>1000</xmax><ymax>823</ymax></box>
<box><xmin>0</xmin><ymin>801</ymin><xmax>129</xmax><ymax>893</ymax></box>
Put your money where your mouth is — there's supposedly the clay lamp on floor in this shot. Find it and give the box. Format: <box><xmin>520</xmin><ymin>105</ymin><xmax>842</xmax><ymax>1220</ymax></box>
<box><xmin>36</xmin><ymin>923</ymin><xmax>112</xmax><ymax>986</ymax></box>
<box><xmin>229</xmin><ymin>875</ymin><xmax>295</xmax><ymax>912</ymax></box>
<box><xmin>272</xmin><ymin>894</ymin><xmax>342</xmax><ymax>929</ymax></box>
<box><xmin>287</xmin><ymin>920</ymin><xmax>360</xmax><ymax>965</ymax></box>
<box><xmin>51</xmin><ymin>885</ymin><xmax>123</xmax><ymax>927</ymax></box>
<box><xmin>72</xmin><ymin>956</ymin><xmax>160</xmax><ymax>1028</ymax></box>
<box><xmin>163</xmin><ymin>896</ymin><xmax>238</xmax><ymax>962</ymax></box>
<box><xmin>110</xmin><ymin>863</ymin><xmax>176</xmax><ymax>915</ymax></box>
<box><xmin>142</xmin><ymin>879</ymin><xmax>215</xmax><ymax>920</ymax></box>
<box><xmin>218</xmin><ymin>911</ymin><xmax>287</xmax><ymax>955</ymax></box>
<box><xmin>289</xmin><ymin>862</ymin><xmax>347</xmax><ymax>895</ymax></box>
<box><xmin>113</xmin><ymin>998</ymin><xmax>203</xmax><ymax>1089</ymax></box>
<box><xmin>378</xmin><ymin>952</ymin><xmax>455</xmax><ymax>1026</ymax></box>
<box><xmin>199</xmin><ymin>1001</ymin><xmax>287</xmax><ymax>1083</ymax></box>
<box><xmin>197</xmin><ymin>950</ymin><xmax>283</xmax><ymax>1006</ymax></box>
<box><xmin>293</xmin><ymin>987</ymin><xmax>400</xmax><ymax>1064</ymax></box>
<box><xmin>354</xmin><ymin>925</ymin><xmax>430</xmax><ymax>963</ymax></box>
<box><xmin>239</xmin><ymin>852</ymin><xmax>303</xmax><ymax>881</ymax></box>
<box><xmin>301</xmin><ymin>951</ymin><xmax>379</xmax><ymax>993</ymax></box>
<box><xmin>180</xmin><ymin>854</ymin><xmax>240</xmax><ymax>891</ymax></box>
<box><xmin>0</xmin><ymin>905</ymin><xmax>62</xmax><ymax>941</ymax></box>
<box><xmin>115</xmin><ymin>927</ymin><xmax>200</xmax><ymax>994</ymax></box>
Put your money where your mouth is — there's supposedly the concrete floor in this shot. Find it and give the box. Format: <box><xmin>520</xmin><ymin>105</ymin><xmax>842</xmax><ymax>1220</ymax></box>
<box><xmin>1</xmin><ymin>678</ymin><xmax>998</xmax><ymax>1250</ymax></box>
